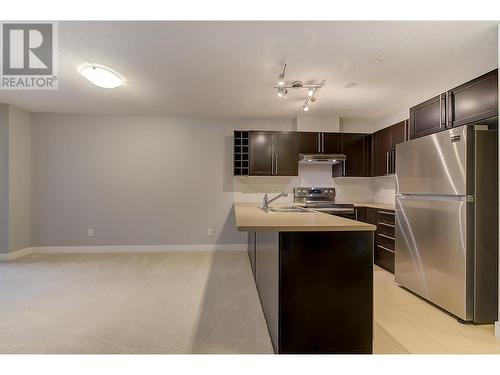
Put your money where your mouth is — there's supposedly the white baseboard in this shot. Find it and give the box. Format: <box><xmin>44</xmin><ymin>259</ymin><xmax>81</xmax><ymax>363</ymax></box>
<box><xmin>495</xmin><ymin>321</ymin><xmax>500</xmax><ymax>339</ymax></box>
<box><xmin>0</xmin><ymin>247</ymin><xmax>33</xmax><ymax>261</ymax></box>
<box><xmin>31</xmin><ymin>244</ymin><xmax>246</xmax><ymax>255</ymax></box>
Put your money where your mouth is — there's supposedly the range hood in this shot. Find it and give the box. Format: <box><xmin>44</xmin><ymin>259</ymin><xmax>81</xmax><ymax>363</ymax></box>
<box><xmin>299</xmin><ymin>153</ymin><xmax>346</xmax><ymax>165</ymax></box>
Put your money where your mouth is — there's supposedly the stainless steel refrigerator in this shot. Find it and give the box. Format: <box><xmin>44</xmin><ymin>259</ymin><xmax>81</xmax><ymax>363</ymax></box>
<box><xmin>395</xmin><ymin>124</ymin><xmax>498</xmax><ymax>323</ymax></box>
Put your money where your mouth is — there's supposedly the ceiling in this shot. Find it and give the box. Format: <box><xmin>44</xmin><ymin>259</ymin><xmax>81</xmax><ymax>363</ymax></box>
<box><xmin>0</xmin><ymin>21</ymin><xmax>497</xmax><ymax>123</ymax></box>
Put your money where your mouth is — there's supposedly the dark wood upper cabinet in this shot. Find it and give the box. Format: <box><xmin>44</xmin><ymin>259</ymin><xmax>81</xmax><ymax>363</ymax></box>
<box><xmin>410</xmin><ymin>69</ymin><xmax>498</xmax><ymax>140</ymax></box>
<box><xmin>392</xmin><ymin>120</ymin><xmax>407</xmax><ymax>146</ymax></box>
<box><xmin>299</xmin><ymin>132</ymin><xmax>320</xmax><ymax>154</ymax></box>
<box><xmin>333</xmin><ymin>133</ymin><xmax>371</xmax><ymax>177</ymax></box>
<box><xmin>373</xmin><ymin>121</ymin><xmax>408</xmax><ymax>176</ymax></box>
<box><xmin>249</xmin><ymin>131</ymin><xmax>274</xmax><ymax>176</ymax></box>
<box><xmin>372</xmin><ymin>126</ymin><xmax>393</xmax><ymax>176</ymax></box>
<box><xmin>299</xmin><ymin>132</ymin><xmax>341</xmax><ymax>154</ymax></box>
<box><xmin>447</xmin><ymin>69</ymin><xmax>498</xmax><ymax>128</ymax></box>
<box><xmin>249</xmin><ymin>131</ymin><xmax>299</xmax><ymax>176</ymax></box>
<box><xmin>274</xmin><ymin>132</ymin><xmax>299</xmax><ymax>176</ymax></box>
<box><xmin>322</xmin><ymin>133</ymin><xmax>341</xmax><ymax>153</ymax></box>
<box><xmin>409</xmin><ymin>95</ymin><xmax>444</xmax><ymax>140</ymax></box>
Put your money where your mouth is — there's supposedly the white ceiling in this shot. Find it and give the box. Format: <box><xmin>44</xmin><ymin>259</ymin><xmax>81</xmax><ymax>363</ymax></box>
<box><xmin>0</xmin><ymin>21</ymin><xmax>497</xmax><ymax>123</ymax></box>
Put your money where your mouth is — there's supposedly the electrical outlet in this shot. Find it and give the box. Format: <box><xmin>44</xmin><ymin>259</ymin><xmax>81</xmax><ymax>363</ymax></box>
<box><xmin>207</xmin><ymin>228</ymin><xmax>213</xmax><ymax>237</ymax></box>
<box><xmin>87</xmin><ymin>228</ymin><xmax>94</xmax><ymax>237</ymax></box>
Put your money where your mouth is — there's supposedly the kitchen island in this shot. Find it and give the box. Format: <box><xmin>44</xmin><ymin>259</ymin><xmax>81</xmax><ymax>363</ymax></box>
<box><xmin>234</xmin><ymin>202</ymin><xmax>376</xmax><ymax>354</ymax></box>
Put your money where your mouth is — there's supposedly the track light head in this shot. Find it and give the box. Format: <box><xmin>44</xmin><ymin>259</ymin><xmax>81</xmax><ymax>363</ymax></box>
<box><xmin>307</xmin><ymin>88</ymin><xmax>315</xmax><ymax>97</ymax></box>
<box><xmin>277</xmin><ymin>64</ymin><xmax>287</xmax><ymax>86</ymax></box>
<box><xmin>277</xmin><ymin>87</ymin><xmax>288</xmax><ymax>98</ymax></box>
<box><xmin>303</xmin><ymin>104</ymin><xmax>310</xmax><ymax>112</ymax></box>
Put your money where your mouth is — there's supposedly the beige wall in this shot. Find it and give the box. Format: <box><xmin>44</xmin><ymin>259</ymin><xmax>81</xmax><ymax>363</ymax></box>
<box><xmin>8</xmin><ymin>106</ymin><xmax>31</xmax><ymax>252</ymax></box>
<box><xmin>30</xmin><ymin>114</ymin><xmax>305</xmax><ymax>247</ymax></box>
<box><xmin>30</xmin><ymin>113</ymin><xmax>377</xmax><ymax>247</ymax></box>
<box><xmin>0</xmin><ymin>105</ymin><xmax>9</xmax><ymax>253</ymax></box>
<box><xmin>296</xmin><ymin>115</ymin><xmax>341</xmax><ymax>132</ymax></box>
<box><xmin>0</xmin><ymin>104</ymin><xmax>31</xmax><ymax>253</ymax></box>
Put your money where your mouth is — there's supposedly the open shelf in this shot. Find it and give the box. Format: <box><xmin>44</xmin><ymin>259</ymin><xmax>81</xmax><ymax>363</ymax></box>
<box><xmin>234</xmin><ymin>130</ymin><xmax>249</xmax><ymax>176</ymax></box>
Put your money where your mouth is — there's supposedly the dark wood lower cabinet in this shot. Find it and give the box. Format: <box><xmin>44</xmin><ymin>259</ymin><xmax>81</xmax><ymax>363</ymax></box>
<box><xmin>358</xmin><ymin>207</ymin><xmax>395</xmax><ymax>274</ymax></box>
<box><xmin>355</xmin><ymin>207</ymin><xmax>366</xmax><ymax>222</ymax></box>
<box><xmin>252</xmin><ymin>230</ymin><xmax>374</xmax><ymax>354</ymax></box>
<box><xmin>247</xmin><ymin>231</ymin><xmax>256</xmax><ymax>276</ymax></box>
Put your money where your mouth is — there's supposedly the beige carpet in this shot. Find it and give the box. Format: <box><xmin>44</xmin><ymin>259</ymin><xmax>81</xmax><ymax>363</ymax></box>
<box><xmin>0</xmin><ymin>251</ymin><xmax>274</xmax><ymax>354</ymax></box>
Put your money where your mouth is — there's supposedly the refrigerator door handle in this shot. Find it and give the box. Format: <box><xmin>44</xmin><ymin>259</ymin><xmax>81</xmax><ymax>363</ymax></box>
<box><xmin>395</xmin><ymin>194</ymin><xmax>474</xmax><ymax>202</ymax></box>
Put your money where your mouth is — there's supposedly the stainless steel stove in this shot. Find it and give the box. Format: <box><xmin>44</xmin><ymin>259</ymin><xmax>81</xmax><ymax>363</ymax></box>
<box><xmin>293</xmin><ymin>187</ymin><xmax>355</xmax><ymax>219</ymax></box>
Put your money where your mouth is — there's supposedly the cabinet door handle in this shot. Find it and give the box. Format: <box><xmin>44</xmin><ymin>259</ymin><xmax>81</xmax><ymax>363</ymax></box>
<box><xmin>378</xmin><ymin>233</ymin><xmax>395</xmax><ymax>241</ymax></box>
<box><xmin>391</xmin><ymin>149</ymin><xmax>396</xmax><ymax>173</ymax></box>
<box><xmin>317</xmin><ymin>133</ymin><xmax>321</xmax><ymax>153</ymax></box>
<box><xmin>378</xmin><ymin>210</ymin><xmax>395</xmax><ymax>215</ymax></box>
<box><xmin>271</xmin><ymin>148</ymin><xmax>275</xmax><ymax>175</ymax></box>
<box><xmin>386</xmin><ymin>151</ymin><xmax>390</xmax><ymax>175</ymax></box>
<box><xmin>321</xmin><ymin>133</ymin><xmax>324</xmax><ymax>153</ymax></box>
<box><xmin>447</xmin><ymin>92</ymin><xmax>453</xmax><ymax>128</ymax></box>
<box><xmin>378</xmin><ymin>222</ymin><xmax>395</xmax><ymax>228</ymax></box>
<box><xmin>377</xmin><ymin>244</ymin><xmax>395</xmax><ymax>253</ymax></box>
<box><xmin>342</xmin><ymin>160</ymin><xmax>346</xmax><ymax>176</ymax></box>
<box><xmin>275</xmin><ymin>153</ymin><xmax>278</xmax><ymax>175</ymax></box>
<box><xmin>440</xmin><ymin>94</ymin><xmax>446</xmax><ymax>129</ymax></box>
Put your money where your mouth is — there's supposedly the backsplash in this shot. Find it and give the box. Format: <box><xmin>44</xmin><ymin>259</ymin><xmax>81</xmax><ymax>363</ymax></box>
<box><xmin>373</xmin><ymin>175</ymin><xmax>396</xmax><ymax>203</ymax></box>
<box><xmin>232</xmin><ymin>164</ymin><xmax>395</xmax><ymax>204</ymax></box>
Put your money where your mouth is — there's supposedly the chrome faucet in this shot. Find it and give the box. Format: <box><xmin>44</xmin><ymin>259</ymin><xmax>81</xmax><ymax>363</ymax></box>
<box><xmin>262</xmin><ymin>192</ymin><xmax>288</xmax><ymax>211</ymax></box>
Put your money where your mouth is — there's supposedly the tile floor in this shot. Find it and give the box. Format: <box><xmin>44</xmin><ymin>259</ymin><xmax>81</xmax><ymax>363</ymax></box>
<box><xmin>373</xmin><ymin>265</ymin><xmax>500</xmax><ymax>354</ymax></box>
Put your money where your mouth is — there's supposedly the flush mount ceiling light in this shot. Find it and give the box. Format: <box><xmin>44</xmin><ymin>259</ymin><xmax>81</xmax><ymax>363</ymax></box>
<box><xmin>80</xmin><ymin>65</ymin><xmax>124</xmax><ymax>89</ymax></box>
<box><xmin>274</xmin><ymin>64</ymin><xmax>324</xmax><ymax>112</ymax></box>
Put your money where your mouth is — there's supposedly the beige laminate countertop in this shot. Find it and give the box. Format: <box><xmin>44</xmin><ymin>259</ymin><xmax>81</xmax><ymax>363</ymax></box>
<box><xmin>354</xmin><ymin>202</ymin><xmax>395</xmax><ymax>211</ymax></box>
<box><xmin>234</xmin><ymin>202</ymin><xmax>376</xmax><ymax>232</ymax></box>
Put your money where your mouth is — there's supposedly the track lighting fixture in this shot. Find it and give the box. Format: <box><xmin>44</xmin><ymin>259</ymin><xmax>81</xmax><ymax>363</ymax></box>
<box><xmin>273</xmin><ymin>64</ymin><xmax>324</xmax><ymax>112</ymax></box>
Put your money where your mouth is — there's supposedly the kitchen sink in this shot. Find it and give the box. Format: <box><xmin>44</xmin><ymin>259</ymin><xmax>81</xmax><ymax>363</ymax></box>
<box><xmin>263</xmin><ymin>206</ymin><xmax>312</xmax><ymax>213</ymax></box>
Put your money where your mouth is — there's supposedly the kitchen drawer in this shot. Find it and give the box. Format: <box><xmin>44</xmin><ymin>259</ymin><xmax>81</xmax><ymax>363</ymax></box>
<box><xmin>377</xmin><ymin>221</ymin><xmax>395</xmax><ymax>237</ymax></box>
<box><xmin>376</xmin><ymin>232</ymin><xmax>395</xmax><ymax>250</ymax></box>
<box><xmin>377</xmin><ymin>210</ymin><xmax>395</xmax><ymax>225</ymax></box>
<box><xmin>375</xmin><ymin>244</ymin><xmax>395</xmax><ymax>273</ymax></box>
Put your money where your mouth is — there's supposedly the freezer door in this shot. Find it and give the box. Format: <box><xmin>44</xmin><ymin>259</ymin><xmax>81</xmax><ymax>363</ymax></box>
<box><xmin>395</xmin><ymin>126</ymin><xmax>470</xmax><ymax>195</ymax></box>
<box><xmin>395</xmin><ymin>194</ymin><xmax>474</xmax><ymax>321</ymax></box>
